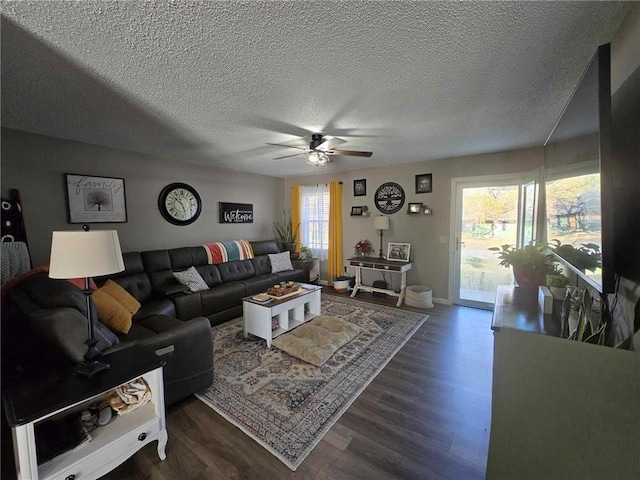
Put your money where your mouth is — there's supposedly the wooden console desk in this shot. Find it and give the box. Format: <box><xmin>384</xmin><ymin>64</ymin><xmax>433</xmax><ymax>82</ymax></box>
<box><xmin>347</xmin><ymin>256</ymin><xmax>411</xmax><ymax>306</ymax></box>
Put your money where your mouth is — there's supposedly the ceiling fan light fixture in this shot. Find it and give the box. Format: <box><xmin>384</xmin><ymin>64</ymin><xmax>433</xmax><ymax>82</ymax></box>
<box><xmin>305</xmin><ymin>151</ymin><xmax>329</xmax><ymax>166</ymax></box>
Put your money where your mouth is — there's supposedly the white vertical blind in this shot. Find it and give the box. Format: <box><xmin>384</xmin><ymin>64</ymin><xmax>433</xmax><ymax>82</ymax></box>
<box><xmin>300</xmin><ymin>184</ymin><xmax>329</xmax><ymax>260</ymax></box>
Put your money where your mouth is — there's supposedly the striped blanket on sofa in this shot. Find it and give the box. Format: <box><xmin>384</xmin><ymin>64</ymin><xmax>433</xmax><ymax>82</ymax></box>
<box><xmin>202</xmin><ymin>240</ymin><xmax>254</xmax><ymax>265</ymax></box>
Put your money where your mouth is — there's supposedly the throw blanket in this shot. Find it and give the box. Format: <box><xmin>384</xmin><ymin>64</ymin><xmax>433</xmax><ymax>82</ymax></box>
<box><xmin>1</xmin><ymin>241</ymin><xmax>30</xmax><ymax>286</ymax></box>
<box><xmin>202</xmin><ymin>240</ymin><xmax>254</xmax><ymax>265</ymax></box>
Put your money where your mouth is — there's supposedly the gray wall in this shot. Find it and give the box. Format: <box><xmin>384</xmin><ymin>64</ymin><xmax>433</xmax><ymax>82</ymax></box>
<box><xmin>285</xmin><ymin>147</ymin><xmax>544</xmax><ymax>301</ymax></box>
<box><xmin>1</xmin><ymin>128</ymin><xmax>284</xmax><ymax>265</ymax></box>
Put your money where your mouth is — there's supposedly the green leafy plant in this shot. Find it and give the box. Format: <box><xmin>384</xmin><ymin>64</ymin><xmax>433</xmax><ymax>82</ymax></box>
<box><xmin>273</xmin><ymin>210</ymin><xmax>299</xmax><ymax>244</ymax></box>
<box><xmin>549</xmin><ymin>239</ymin><xmax>602</xmax><ymax>272</ymax></box>
<box><xmin>299</xmin><ymin>245</ymin><xmax>313</xmax><ymax>260</ymax></box>
<box><xmin>546</xmin><ymin>273</ymin><xmax>570</xmax><ymax>288</ymax></box>
<box><xmin>488</xmin><ymin>242</ymin><xmax>555</xmax><ymax>273</ymax></box>
<box><xmin>561</xmin><ymin>287</ymin><xmax>608</xmax><ymax>345</ymax></box>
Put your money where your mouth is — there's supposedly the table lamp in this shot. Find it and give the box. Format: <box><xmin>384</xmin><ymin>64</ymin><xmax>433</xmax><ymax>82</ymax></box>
<box><xmin>49</xmin><ymin>226</ymin><xmax>124</xmax><ymax>377</ymax></box>
<box><xmin>373</xmin><ymin>215</ymin><xmax>390</xmax><ymax>259</ymax></box>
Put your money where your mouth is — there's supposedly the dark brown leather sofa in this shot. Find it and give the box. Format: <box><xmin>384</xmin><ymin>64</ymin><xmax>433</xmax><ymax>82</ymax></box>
<box><xmin>3</xmin><ymin>239</ymin><xmax>309</xmax><ymax>406</ymax></box>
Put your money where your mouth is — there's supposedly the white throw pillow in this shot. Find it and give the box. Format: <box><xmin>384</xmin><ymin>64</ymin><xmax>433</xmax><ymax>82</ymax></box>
<box><xmin>268</xmin><ymin>252</ymin><xmax>293</xmax><ymax>273</ymax></box>
<box><xmin>173</xmin><ymin>266</ymin><xmax>209</xmax><ymax>292</ymax></box>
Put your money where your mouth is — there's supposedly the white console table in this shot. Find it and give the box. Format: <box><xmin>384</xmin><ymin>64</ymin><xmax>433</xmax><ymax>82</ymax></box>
<box><xmin>347</xmin><ymin>256</ymin><xmax>412</xmax><ymax>306</ymax></box>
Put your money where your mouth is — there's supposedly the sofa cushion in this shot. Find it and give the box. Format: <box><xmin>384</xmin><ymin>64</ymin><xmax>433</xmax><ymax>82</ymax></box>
<box><xmin>174</xmin><ymin>266</ymin><xmax>209</xmax><ymax>292</ymax></box>
<box><xmin>101</xmin><ymin>279</ymin><xmax>141</xmax><ymax>315</ymax></box>
<box><xmin>242</xmin><ymin>274</ymin><xmax>279</xmax><ymax>296</ymax></box>
<box><xmin>217</xmin><ymin>260</ymin><xmax>256</xmax><ymax>282</ymax></box>
<box><xmin>276</xmin><ymin>269</ymin><xmax>308</xmax><ymax>283</ymax></box>
<box><xmin>196</xmin><ymin>264</ymin><xmax>223</xmax><ymax>287</ymax></box>
<box><xmin>251</xmin><ymin>255</ymin><xmax>272</xmax><ymax>275</ymax></box>
<box><xmin>268</xmin><ymin>252</ymin><xmax>293</xmax><ymax>273</ymax></box>
<box><xmin>169</xmin><ymin>247</ymin><xmax>208</xmax><ymax>270</ymax></box>
<box><xmin>96</xmin><ymin>252</ymin><xmax>153</xmax><ymax>304</ymax></box>
<box><xmin>92</xmin><ymin>288</ymin><xmax>132</xmax><ymax>334</ymax></box>
<box><xmin>19</xmin><ymin>273</ymin><xmax>88</xmax><ymax>315</ymax></box>
<box><xmin>200</xmin><ymin>282</ymin><xmax>246</xmax><ymax>314</ymax></box>
<box><xmin>251</xmin><ymin>240</ymin><xmax>280</xmax><ymax>256</ymax></box>
<box><xmin>142</xmin><ymin>250</ymin><xmax>175</xmax><ymax>291</ymax></box>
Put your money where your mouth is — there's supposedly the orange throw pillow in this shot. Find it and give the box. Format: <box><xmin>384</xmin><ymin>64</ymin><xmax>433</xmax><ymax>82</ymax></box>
<box><xmin>92</xmin><ymin>289</ymin><xmax>132</xmax><ymax>334</ymax></box>
<box><xmin>100</xmin><ymin>279</ymin><xmax>141</xmax><ymax>315</ymax></box>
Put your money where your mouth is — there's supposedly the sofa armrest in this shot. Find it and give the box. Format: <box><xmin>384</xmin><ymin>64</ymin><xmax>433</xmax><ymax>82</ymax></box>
<box><xmin>155</xmin><ymin>284</ymin><xmax>189</xmax><ymax>297</ymax></box>
<box><xmin>125</xmin><ymin>317</ymin><xmax>214</xmax><ymax>404</ymax></box>
<box><xmin>170</xmin><ymin>292</ymin><xmax>204</xmax><ymax>320</ymax></box>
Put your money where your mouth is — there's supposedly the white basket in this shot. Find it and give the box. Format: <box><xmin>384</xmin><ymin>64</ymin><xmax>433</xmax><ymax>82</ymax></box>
<box><xmin>333</xmin><ymin>279</ymin><xmax>350</xmax><ymax>292</ymax></box>
<box><xmin>405</xmin><ymin>285</ymin><xmax>433</xmax><ymax>308</ymax></box>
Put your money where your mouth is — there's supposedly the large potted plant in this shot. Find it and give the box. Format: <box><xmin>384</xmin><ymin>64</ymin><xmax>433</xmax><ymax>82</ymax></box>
<box><xmin>273</xmin><ymin>211</ymin><xmax>299</xmax><ymax>253</ymax></box>
<box><xmin>489</xmin><ymin>242</ymin><xmax>555</xmax><ymax>288</ymax></box>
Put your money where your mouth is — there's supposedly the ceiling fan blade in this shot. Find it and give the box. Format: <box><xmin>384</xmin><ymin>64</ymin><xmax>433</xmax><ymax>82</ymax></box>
<box><xmin>326</xmin><ymin>149</ymin><xmax>373</xmax><ymax>157</ymax></box>
<box><xmin>316</xmin><ymin>137</ymin><xmax>347</xmax><ymax>151</ymax></box>
<box><xmin>273</xmin><ymin>152</ymin><xmax>306</xmax><ymax>160</ymax></box>
<box><xmin>266</xmin><ymin>143</ymin><xmax>308</xmax><ymax>151</ymax></box>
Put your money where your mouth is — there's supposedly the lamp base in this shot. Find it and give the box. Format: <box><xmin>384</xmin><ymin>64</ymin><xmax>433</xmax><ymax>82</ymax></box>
<box><xmin>77</xmin><ymin>360</ymin><xmax>110</xmax><ymax>377</ymax></box>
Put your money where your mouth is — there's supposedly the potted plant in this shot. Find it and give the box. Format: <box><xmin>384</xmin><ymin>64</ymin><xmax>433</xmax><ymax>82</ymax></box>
<box><xmin>273</xmin><ymin>211</ymin><xmax>299</xmax><ymax>253</ymax></box>
<box><xmin>546</xmin><ymin>267</ymin><xmax>571</xmax><ymax>299</ymax></box>
<box><xmin>548</xmin><ymin>239</ymin><xmax>602</xmax><ymax>272</ymax></box>
<box><xmin>489</xmin><ymin>242</ymin><xmax>555</xmax><ymax>288</ymax></box>
<box><xmin>299</xmin><ymin>245</ymin><xmax>314</xmax><ymax>260</ymax></box>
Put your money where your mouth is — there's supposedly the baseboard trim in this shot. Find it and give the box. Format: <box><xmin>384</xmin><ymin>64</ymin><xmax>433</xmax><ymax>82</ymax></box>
<box><xmin>433</xmin><ymin>297</ymin><xmax>451</xmax><ymax>305</ymax></box>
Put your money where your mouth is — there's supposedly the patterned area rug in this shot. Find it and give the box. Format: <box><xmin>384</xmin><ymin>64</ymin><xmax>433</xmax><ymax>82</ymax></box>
<box><xmin>195</xmin><ymin>294</ymin><xmax>428</xmax><ymax>471</ymax></box>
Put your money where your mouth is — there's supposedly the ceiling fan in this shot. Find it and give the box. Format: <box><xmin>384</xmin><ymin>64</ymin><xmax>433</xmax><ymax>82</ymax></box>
<box><xmin>266</xmin><ymin>133</ymin><xmax>373</xmax><ymax>166</ymax></box>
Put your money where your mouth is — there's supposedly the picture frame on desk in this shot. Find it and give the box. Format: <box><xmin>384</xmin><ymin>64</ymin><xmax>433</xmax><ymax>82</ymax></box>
<box><xmin>387</xmin><ymin>242</ymin><xmax>410</xmax><ymax>262</ymax></box>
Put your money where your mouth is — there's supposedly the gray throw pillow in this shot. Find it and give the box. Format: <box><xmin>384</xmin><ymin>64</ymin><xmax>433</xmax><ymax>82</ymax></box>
<box><xmin>173</xmin><ymin>266</ymin><xmax>209</xmax><ymax>292</ymax></box>
<box><xmin>268</xmin><ymin>252</ymin><xmax>293</xmax><ymax>273</ymax></box>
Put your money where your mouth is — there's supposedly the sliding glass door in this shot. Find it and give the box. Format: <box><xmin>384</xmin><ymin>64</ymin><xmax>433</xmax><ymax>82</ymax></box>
<box><xmin>452</xmin><ymin>170</ymin><xmax>540</xmax><ymax>309</ymax></box>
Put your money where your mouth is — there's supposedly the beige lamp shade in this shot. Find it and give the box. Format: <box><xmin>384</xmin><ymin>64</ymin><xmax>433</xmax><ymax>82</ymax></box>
<box><xmin>49</xmin><ymin>230</ymin><xmax>125</xmax><ymax>279</ymax></box>
<box><xmin>373</xmin><ymin>215</ymin><xmax>390</xmax><ymax>230</ymax></box>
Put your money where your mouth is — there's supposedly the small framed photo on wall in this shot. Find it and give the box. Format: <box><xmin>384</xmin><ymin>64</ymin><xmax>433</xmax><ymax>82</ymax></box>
<box><xmin>350</xmin><ymin>206</ymin><xmax>363</xmax><ymax>216</ymax></box>
<box><xmin>354</xmin><ymin>179</ymin><xmax>367</xmax><ymax>197</ymax></box>
<box><xmin>415</xmin><ymin>173</ymin><xmax>433</xmax><ymax>194</ymax></box>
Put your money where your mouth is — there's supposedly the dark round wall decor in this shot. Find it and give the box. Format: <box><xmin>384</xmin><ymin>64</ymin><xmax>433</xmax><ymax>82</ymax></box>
<box><xmin>374</xmin><ymin>182</ymin><xmax>405</xmax><ymax>214</ymax></box>
<box><xmin>158</xmin><ymin>183</ymin><xmax>202</xmax><ymax>225</ymax></box>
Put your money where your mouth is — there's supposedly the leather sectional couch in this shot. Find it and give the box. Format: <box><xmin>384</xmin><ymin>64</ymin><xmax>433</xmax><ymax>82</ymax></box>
<box><xmin>3</xmin><ymin>239</ymin><xmax>310</xmax><ymax>406</ymax></box>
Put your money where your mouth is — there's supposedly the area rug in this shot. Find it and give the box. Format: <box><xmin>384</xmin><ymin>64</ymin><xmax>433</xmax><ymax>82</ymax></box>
<box><xmin>195</xmin><ymin>294</ymin><xmax>428</xmax><ymax>471</ymax></box>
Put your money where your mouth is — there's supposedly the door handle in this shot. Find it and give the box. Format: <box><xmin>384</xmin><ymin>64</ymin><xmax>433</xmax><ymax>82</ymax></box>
<box><xmin>456</xmin><ymin>238</ymin><xmax>466</xmax><ymax>251</ymax></box>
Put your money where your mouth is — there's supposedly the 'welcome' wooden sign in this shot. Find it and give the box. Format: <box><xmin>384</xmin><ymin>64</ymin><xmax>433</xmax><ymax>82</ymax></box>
<box><xmin>219</xmin><ymin>202</ymin><xmax>253</xmax><ymax>224</ymax></box>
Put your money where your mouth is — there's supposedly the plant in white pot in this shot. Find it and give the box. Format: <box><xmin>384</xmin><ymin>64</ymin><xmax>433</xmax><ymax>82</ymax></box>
<box><xmin>546</xmin><ymin>266</ymin><xmax>571</xmax><ymax>299</ymax></box>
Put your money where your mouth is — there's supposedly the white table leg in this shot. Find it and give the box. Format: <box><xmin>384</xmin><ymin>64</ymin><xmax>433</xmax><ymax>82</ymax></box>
<box><xmin>350</xmin><ymin>266</ymin><xmax>360</xmax><ymax>297</ymax></box>
<box><xmin>157</xmin><ymin>429</ymin><xmax>168</xmax><ymax>460</ymax></box>
<box><xmin>397</xmin><ymin>270</ymin><xmax>407</xmax><ymax>306</ymax></box>
<box><xmin>13</xmin><ymin>424</ymin><xmax>38</xmax><ymax>480</ymax></box>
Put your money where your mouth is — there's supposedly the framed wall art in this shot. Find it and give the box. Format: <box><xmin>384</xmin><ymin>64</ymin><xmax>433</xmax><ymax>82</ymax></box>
<box><xmin>408</xmin><ymin>202</ymin><xmax>423</xmax><ymax>214</ymax></box>
<box><xmin>387</xmin><ymin>242</ymin><xmax>411</xmax><ymax>262</ymax></box>
<box><xmin>350</xmin><ymin>206</ymin><xmax>363</xmax><ymax>216</ymax></box>
<box><xmin>354</xmin><ymin>179</ymin><xmax>367</xmax><ymax>197</ymax></box>
<box><xmin>415</xmin><ymin>173</ymin><xmax>433</xmax><ymax>194</ymax></box>
<box><xmin>66</xmin><ymin>174</ymin><xmax>127</xmax><ymax>223</ymax></box>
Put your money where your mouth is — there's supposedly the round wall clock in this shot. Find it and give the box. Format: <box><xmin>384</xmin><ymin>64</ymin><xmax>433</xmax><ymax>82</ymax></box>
<box><xmin>158</xmin><ymin>183</ymin><xmax>202</xmax><ymax>225</ymax></box>
<box><xmin>374</xmin><ymin>182</ymin><xmax>406</xmax><ymax>214</ymax></box>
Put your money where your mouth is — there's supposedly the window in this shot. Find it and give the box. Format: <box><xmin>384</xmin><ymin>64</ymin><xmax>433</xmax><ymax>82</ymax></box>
<box><xmin>300</xmin><ymin>185</ymin><xmax>329</xmax><ymax>260</ymax></box>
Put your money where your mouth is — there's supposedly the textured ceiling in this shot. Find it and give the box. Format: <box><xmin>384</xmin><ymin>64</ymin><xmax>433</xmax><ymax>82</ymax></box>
<box><xmin>0</xmin><ymin>1</ymin><xmax>631</xmax><ymax>178</ymax></box>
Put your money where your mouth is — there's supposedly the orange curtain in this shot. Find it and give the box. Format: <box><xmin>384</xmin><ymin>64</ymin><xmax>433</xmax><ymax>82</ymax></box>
<box><xmin>328</xmin><ymin>181</ymin><xmax>343</xmax><ymax>285</ymax></box>
<box><xmin>291</xmin><ymin>185</ymin><xmax>301</xmax><ymax>252</ymax></box>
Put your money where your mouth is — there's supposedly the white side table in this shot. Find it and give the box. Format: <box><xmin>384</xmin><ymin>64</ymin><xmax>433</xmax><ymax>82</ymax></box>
<box><xmin>3</xmin><ymin>345</ymin><xmax>167</xmax><ymax>480</ymax></box>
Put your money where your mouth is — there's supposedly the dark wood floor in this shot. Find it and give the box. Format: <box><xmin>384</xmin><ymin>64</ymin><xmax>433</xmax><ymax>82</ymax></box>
<box><xmin>101</xmin><ymin>289</ymin><xmax>494</xmax><ymax>480</ymax></box>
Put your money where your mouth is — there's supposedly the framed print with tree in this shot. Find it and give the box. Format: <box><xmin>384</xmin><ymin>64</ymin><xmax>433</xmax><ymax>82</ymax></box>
<box><xmin>354</xmin><ymin>179</ymin><xmax>367</xmax><ymax>197</ymax></box>
<box><xmin>387</xmin><ymin>242</ymin><xmax>411</xmax><ymax>262</ymax></box>
<box><xmin>66</xmin><ymin>174</ymin><xmax>127</xmax><ymax>223</ymax></box>
<box><xmin>415</xmin><ymin>173</ymin><xmax>433</xmax><ymax>193</ymax></box>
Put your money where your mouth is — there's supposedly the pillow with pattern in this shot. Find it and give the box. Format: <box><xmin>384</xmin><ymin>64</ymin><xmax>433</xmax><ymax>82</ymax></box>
<box><xmin>173</xmin><ymin>266</ymin><xmax>209</xmax><ymax>292</ymax></box>
<box><xmin>268</xmin><ymin>251</ymin><xmax>293</xmax><ymax>273</ymax></box>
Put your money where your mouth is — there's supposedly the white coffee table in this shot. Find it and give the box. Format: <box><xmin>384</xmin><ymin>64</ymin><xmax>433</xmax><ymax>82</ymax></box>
<box><xmin>242</xmin><ymin>284</ymin><xmax>321</xmax><ymax>347</ymax></box>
